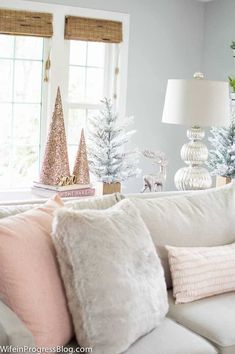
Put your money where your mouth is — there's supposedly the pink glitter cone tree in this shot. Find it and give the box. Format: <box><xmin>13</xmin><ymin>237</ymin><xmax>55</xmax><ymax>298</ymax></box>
<box><xmin>39</xmin><ymin>87</ymin><xmax>70</xmax><ymax>185</ymax></box>
<box><xmin>73</xmin><ymin>129</ymin><xmax>90</xmax><ymax>185</ymax></box>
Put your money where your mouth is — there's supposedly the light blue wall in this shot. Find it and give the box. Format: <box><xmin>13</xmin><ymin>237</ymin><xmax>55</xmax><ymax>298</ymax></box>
<box><xmin>27</xmin><ymin>0</ymin><xmax>205</xmax><ymax>192</ymax></box>
<box><xmin>201</xmin><ymin>0</ymin><xmax>234</xmax><ymax>184</ymax></box>
<box><xmin>203</xmin><ymin>0</ymin><xmax>235</xmax><ymax>82</ymax></box>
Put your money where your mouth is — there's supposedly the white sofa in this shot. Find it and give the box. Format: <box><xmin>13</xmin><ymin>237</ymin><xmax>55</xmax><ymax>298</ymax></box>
<box><xmin>0</xmin><ymin>189</ymin><xmax>234</xmax><ymax>354</ymax></box>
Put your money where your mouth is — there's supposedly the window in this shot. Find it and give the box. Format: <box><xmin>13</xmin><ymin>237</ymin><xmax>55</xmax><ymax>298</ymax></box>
<box><xmin>0</xmin><ymin>34</ymin><xmax>45</xmax><ymax>188</ymax></box>
<box><xmin>66</xmin><ymin>40</ymin><xmax>115</xmax><ymax>170</ymax></box>
<box><xmin>0</xmin><ymin>2</ymin><xmax>128</xmax><ymax>194</ymax></box>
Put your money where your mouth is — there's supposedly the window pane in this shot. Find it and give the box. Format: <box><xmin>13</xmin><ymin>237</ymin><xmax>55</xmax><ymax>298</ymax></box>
<box><xmin>70</xmin><ymin>40</ymin><xmax>87</xmax><ymax>66</ymax></box>
<box><xmin>0</xmin><ymin>144</ymin><xmax>10</xmax><ymax>187</ymax></box>
<box><xmin>87</xmin><ymin>42</ymin><xmax>105</xmax><ymax>67</ymax></box>
<box><xmin>14</xmin><ymin>61</ymin><xmax>42</xmax><ymax>102</ymax></box>
<box><xmin>68</xmin><ymin>145</ymin><xmax>78</xmax><ymax>172</ymax></box>
<box><xmin>68</xmin><ymin>109</ymin><xmax>86</xmax><ymax>144</ymax></box>
<box><xmin>68</xmin><ymin>67</ymin><xmax>86</xmax><ymax>102</ymax></box>
<box><xmin>0</xmin><ymin>59</ymin><xmax>13</xmax><ymax>102</ymax></box>
<box><xmin>12</xmin><ymin>145</ymin><xmax>39</xmax><ymax>187</ymax></box>
<box><xmin>86</xmin><ymin>68</ymin><xmax>104</xmax><ymax>103</ymax></box>
<box><xmin>15</xmin><ymin>36</ymin><xmax>43</xmax><ymax>60</ymax></box>
<box><xmin>13</xmin><ymin>104</ymin><xmax>41</xmax><ymax>145</ymax></box>
<box><xmin>0</xmin><ymin>104</ymin><xmax>12</xmax><ymax>143</ymax></box>
<box><xmin>0</xmin><ymin>35</ymin><xmax>14</xmax><ymax>58</ymax></box>
<box><xmin>87</xmin><ymin>109</ymin><xmax>100</xmax><ymax>121</ymax></box>
<box><xmin>0</xmin><ymin>35</ymin><xmax>44</xmax><ymax>189</ymax></box>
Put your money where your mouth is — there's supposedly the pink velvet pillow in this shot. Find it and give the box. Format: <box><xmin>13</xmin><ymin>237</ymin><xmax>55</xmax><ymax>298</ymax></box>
<box><xmin>0</xmin><ymin>195</ymin><xmax>73</xmax><ymax>347</ymax></box>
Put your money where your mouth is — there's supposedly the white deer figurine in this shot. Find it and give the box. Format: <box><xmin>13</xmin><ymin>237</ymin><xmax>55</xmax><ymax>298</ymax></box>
<box><xmin>141</xmin><ymin>150</ymin><xmax>168</xmax><ymax>192</ymax></box>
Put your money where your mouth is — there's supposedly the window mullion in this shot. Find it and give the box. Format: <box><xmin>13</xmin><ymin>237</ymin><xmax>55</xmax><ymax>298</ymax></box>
<box><xmin>103</xmin><ymin>43</ymin><xmax>112</xmax><ymax>100</ymax></box>
<box><xmin>62</xmin><ymin>41</ymin><xmax>70</xmax><ymax>138</ymax></box>
<box><xmin>112</xmin><ymin>44</ymin><xmax>120</xmax><ymax>113</ymax></box>
<box><xmin>9</xmin><ymin>37</ymin><xmax>16</xmax><ymax>187</ymax></box>
<box><xmin>39</xmin><ymin>38</ymin><xmax>49</xmax><ymax>169</ymax></box>
<box><xmin>68</xmin><ymin>102</ymin><xmax>103</xmax><ymax>110</ymax></box>
<box><xmin>48</xmin><ymin>12</ymin><xmax>70</xmax><ymax>135</ymax></box>
<box><xmin>84</xmin><ymin>42</ymin><xmax>88</xmax><ymax>104</ymax></box>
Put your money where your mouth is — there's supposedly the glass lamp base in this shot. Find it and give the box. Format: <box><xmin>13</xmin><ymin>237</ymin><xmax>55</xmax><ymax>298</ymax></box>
<box><xmin>175</xmin><ymin>166</ymin><xmax>212</xmax><ymax>191</ymax></box>
<box><xmin>175</xmin><ymin>127</ymin><xmax>212</xmax><ymax>191</ymax></box>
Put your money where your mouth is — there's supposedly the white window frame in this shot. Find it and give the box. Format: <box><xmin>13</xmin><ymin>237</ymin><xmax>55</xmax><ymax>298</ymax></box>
<box><xmin>0</xmin><ymin>0</ymin><xmax>129</xmax><ymax>201</ymax></box>
<box><xmin>0</xmin><ymin>35</ymin><xmax>47</xmax><ymax>188</ymax></box>
<box><xmin>65</xmin><ymin>40</ymin><xmax>116</xmax><ymax>138</ymax></box>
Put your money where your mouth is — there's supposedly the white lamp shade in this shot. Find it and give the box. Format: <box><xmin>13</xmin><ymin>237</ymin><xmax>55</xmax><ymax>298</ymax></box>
<box><xmin>162</xmin><ymin>79</ymin><xmax>230</xmax><ymax>127</ymax></box>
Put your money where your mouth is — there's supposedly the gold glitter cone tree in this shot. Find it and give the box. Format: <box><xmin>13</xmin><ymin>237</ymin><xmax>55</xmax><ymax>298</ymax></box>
<box><xmin>39</xmin><ymin>87</ymin><xmax>70</xmax><ymax>185</ymax></box>
<box><xmin>73</xmin><ymin>129</ymin><xmax>90</xmax><ymax>184</ymax></box>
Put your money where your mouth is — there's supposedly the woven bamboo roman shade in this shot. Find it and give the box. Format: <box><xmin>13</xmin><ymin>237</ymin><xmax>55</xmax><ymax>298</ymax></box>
<box><xmin>65</xmin><ymin>16</ymin><xmax>122</xmax><ymax>43</ymax></box>
<box><xmin>0</xmin><ymin>8</ymin><xmax>53</xmax><ymax>37</ymax></box>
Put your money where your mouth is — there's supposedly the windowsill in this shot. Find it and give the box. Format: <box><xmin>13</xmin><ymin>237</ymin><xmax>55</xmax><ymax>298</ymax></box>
<box><xmin>0</xmin><ymin>188</ymin><xmax>47</xmax><ymax>204</ymax></box>
<box><xmin>0</xmin><ymin>188</ymin><xmax>101</xmax><ymax>205</ymax></box>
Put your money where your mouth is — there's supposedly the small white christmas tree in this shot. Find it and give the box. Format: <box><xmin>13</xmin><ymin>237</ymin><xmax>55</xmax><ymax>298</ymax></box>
<box><xmin>207</xmin><ymin>111</ymin><xmax>235</xmax><ymax>178</ymax></box>
<box><xmin>88</xmin><ymin>98</ymin><xmax>140</xmax><ymax>183</ymax></box>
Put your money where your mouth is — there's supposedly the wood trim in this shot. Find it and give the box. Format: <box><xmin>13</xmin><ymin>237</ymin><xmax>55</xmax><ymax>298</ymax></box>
<box><xmin>64</xmin><ymin>16</ymin><xmax>122</xmax><ymax>43</ymax></box>
<box><xmin>0</xmin><ymin>8</ymin><xmax>53</xmax><ymax>37</ymax></box>
<box><xmin>216</xmin><ymin>176</ymin><xmax>232</xmax><ymax>187</ymax></box>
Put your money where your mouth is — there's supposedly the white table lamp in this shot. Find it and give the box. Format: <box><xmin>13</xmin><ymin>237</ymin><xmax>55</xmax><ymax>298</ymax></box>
<box><xmin>162</xmin><ymin>73</ymin><xmax>230</xmax><ymax>190</ymax></box>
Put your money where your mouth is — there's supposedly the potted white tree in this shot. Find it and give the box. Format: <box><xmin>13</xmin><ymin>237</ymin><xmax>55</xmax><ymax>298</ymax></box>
<box><xmin>207</xmin><ymin>112</ymin><xmax>235</xmax><ymax>186</ymax></box>
<box><xmin>88</xmin><ymin>98</ymin><xmax>140</xmax><ymax>194</ymax></box>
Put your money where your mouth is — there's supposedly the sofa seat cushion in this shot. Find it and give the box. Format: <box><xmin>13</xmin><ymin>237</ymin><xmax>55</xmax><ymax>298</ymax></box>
<box><xmin>0</xmin><ymin>299</ymin><xmax>34</xmax><ymax>346</ymax></box>
<box><xmin>168</xmin><ymin>290</ymin><xmax>235</xmax><ymax>354</ymax></box>
<box><xmin>65</xmin><ymin>318</ymin><xmax>217</xmax><ymax>354</ymax></box>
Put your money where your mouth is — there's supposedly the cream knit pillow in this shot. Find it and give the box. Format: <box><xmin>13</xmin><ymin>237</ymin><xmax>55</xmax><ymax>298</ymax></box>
<box><xmin>167</xmin><ymin>243</ymin><xmax>235</xmax><ymax>304</ymax></box>
<box><xmin>52</xmin><ymin>199</ymin><xmax>168</xmax><ymax>354</ymax></box>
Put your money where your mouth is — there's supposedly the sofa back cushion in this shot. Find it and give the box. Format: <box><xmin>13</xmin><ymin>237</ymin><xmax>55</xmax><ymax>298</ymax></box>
<box><xmin>0</xmin><ymin>204</ymin><xmax>41</xmax><ymax>219</ymax></box>
<box><xmin>120</xmin><ymin>191</ymin><xmax>190</xmax><ymax>200</ymax></box>
<box><xmin>0</xmin><ymin>195</ymin><xmax>73</xmax><ymax>347</ymax></box>
<box><xmin>0</xmin><ymin>193</ymin><xmax>121</xmax><ymax>220</ymax></box>
<box><xmin>128</xmin><ymin>183</ymin><xmax>235</xmax><ymax>288</ymax></box>
<box><xmin>65</xmin><ymin>193</ymin><xmax>120</xmax><ymax>210</ymax></box>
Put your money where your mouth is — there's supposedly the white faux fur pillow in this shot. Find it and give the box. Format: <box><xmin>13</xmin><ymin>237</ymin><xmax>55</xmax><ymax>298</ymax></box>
<box><xmin>52</xmin><ymin>199</ymin><xmax>168</xmax><ymax>354</ymax></box>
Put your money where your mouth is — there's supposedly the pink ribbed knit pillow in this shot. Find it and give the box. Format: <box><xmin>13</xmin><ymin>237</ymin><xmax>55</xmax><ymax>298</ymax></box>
<box><xmin>167</xmin><ymin>243</ymin><xmax>235</xmax><ymax>304</ymax></box>
<box><xmin>0</xmin><ymin>195</ymin><xmax>73</xmax><ymax>347</ymax></box>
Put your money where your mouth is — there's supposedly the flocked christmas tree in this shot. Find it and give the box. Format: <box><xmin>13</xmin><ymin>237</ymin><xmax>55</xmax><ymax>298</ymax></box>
<box><xmin>88</xmin><ymin>98</ymin><xmax>140</xmax><ymax>183</ymax></box>
<box><xmin>207</xmin><ymin>110</ymin><xmax>235</xmax><ymax>178</ymax></box>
